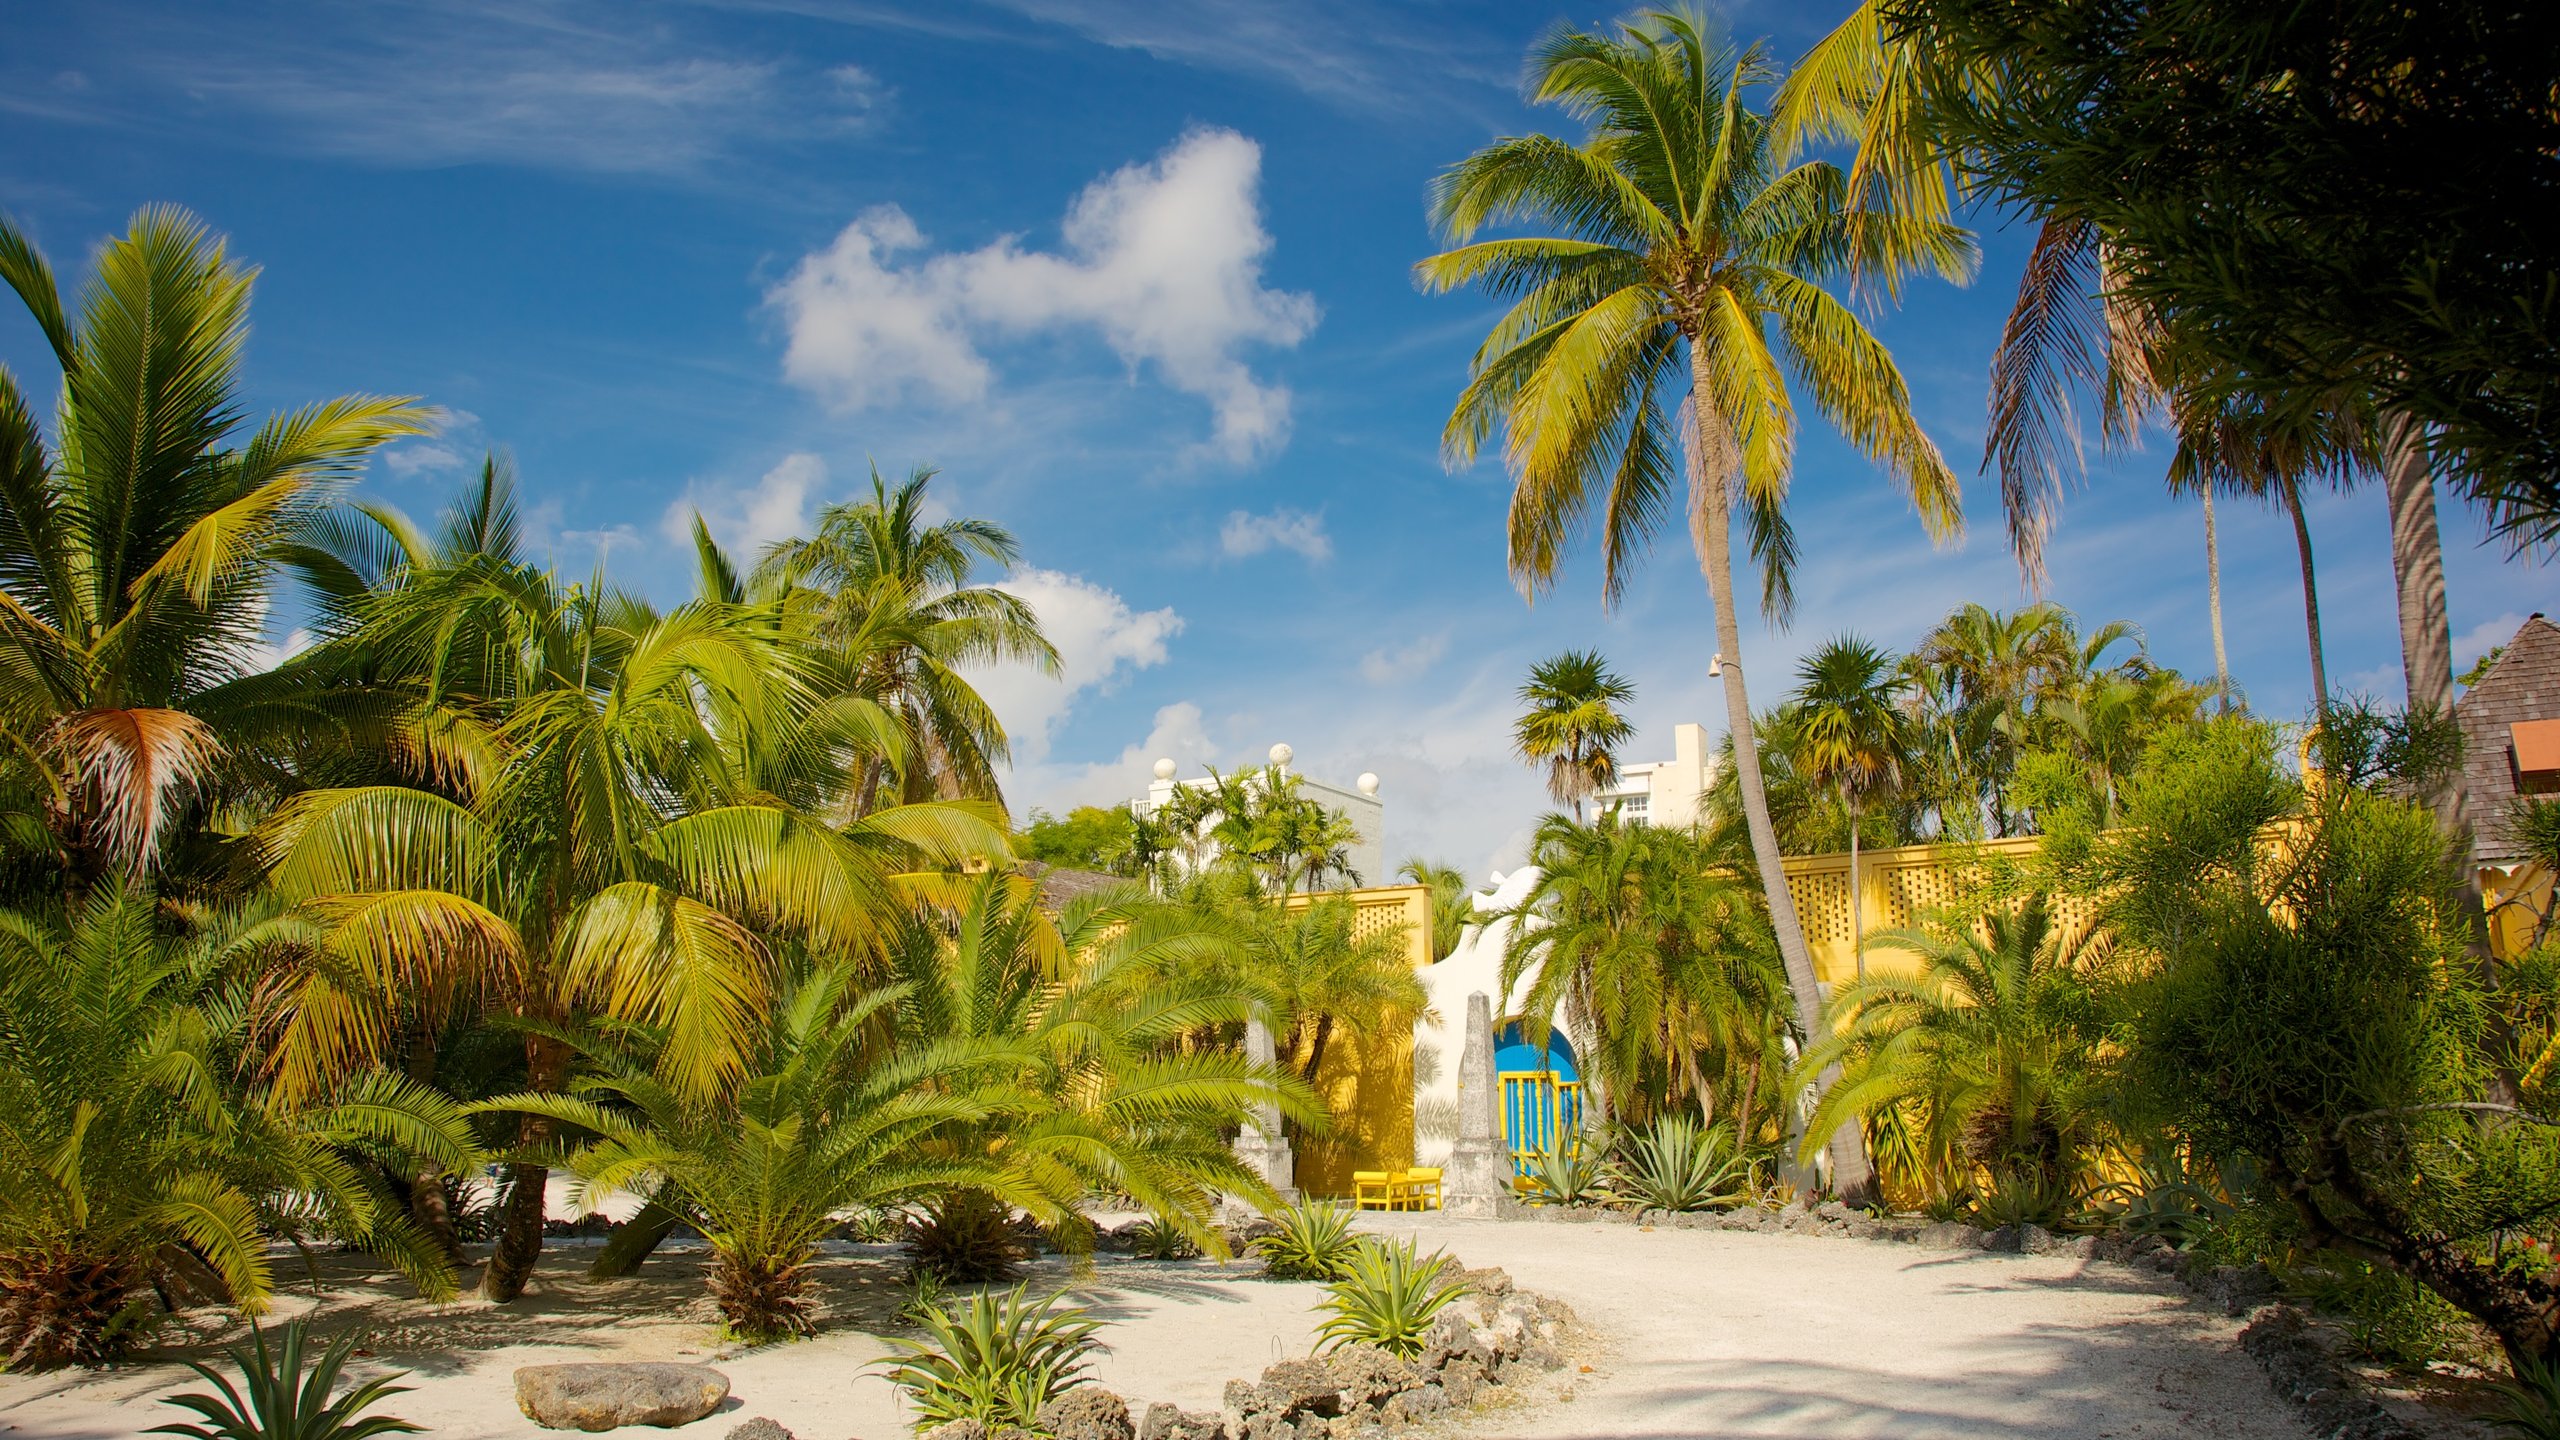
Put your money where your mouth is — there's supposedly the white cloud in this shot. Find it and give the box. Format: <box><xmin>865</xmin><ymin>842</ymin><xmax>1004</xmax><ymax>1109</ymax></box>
<box><xmin>1359</xmin><ymin>632</ymin><xmax>1448</xmax><ymax>685</ymax></box>
<box><xmin>771</xmin><ymin>128</ymin><xmax>1318</xmax><ymax>461</ymax></box>
<box><xmin>2457</xmin><ymin>611</ymin><xmax>2530</xmax><ymax>672</ymax></box>
<box><xmin>382</xmin><ymin>442</ymin><xmax>467</xmax><ymax>480</ymax></box>
<box><xmin>971</xmin><ymin>569</ymin><xmax>1184</xmax><ymax>766</ymax></box>
<box><xmin>661</xmin><ymin>452</ymin><xmax>832</xmax><ymax>567</ymax></box>
<box><xmin>1012</xmin><ymin>701</ymin><xmax>1223</xmax><ymax>815</ymax></box>
<box><xmin>1220</xmin><ymin>506</ymin><xmax>1331</xmax><ymax>563</ymax></box>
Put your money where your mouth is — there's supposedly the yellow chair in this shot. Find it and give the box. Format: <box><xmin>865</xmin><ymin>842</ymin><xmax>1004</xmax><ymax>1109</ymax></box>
<box><xmin>1394</xmin><ymin>1167</ymin><xmax>1442</xmax><ymax>1211</ymax></box>
<box><xmin>1353</xmin><ymin>1170</ymin><xmax>1397</xmax><ymax>1210</ymax></box>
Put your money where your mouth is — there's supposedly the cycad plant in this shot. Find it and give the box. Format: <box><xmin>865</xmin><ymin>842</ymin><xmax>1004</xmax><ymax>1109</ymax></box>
<box><xmin>147</xmin><ymin>1320</ymin><xmax>419</xmax><ymax>1440</ymax></box>
<box><xmin>478</xmin><ymin>967</ymin><xmax>1014</xmax><ymax>1343</ymax></box>
<box><xmin>875</xmin><ymin>1285</ymin><xmax>1104</xmax><ymax>1432</ymax></box>
<box><xmin>0</xmin><ymin>889</ymin><xmax>475</xmax><ymax>1368</ymax></box>
<box><xmin>1419</xmin><ymin>8</ymin><xmax>1970</xmax><ymax>1199</ymax></box>
<box><xmin>0</xmin><ymin>206</ymin><xmax>426</xmax><ymax>896</ymax></box>
<box><xmin>1313</xmin><ymin>1240</ymin><xmax>1471</xmax><ymax>1359</ymax></box>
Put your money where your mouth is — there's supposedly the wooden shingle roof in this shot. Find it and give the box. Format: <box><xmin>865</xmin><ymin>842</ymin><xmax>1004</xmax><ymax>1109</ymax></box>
<box><xmin>2457</xmin><ymin>614</ymin><xmax>2560</xmax><ymax>865</ymax></box>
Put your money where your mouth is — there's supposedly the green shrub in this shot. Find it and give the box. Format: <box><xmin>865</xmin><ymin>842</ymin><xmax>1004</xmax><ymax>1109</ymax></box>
<box><xmin>1523</xmin><ymin>1142</ymin><xmax>1613</xmax><ymax>1207</ymax></box>
<box><xmin>1313</xmin><ymin>1240</ymin><xmax>1470</xmax><ymax>1359</ymax></box>
<box><xmin>893</xmin><ymin>1267</ymin><xmax>951</xmax><ymax>1330</ymax></box>
<box><xmin>2282</xmin><ymin>1257</ymin><xmax>2469</xmax><ymax>1367</ymax></box>
<box><xmin>2488</xmin><ymin>1353</ymin><xmax>2560</xmax><ymax>1439</ymax></box>
<box><xmin>146</xmin><ymin>1321</ymin><xmax>418</xmax><ymax>1440</ymax></box>
<box><xmin>1971</xmin><ymin>1166</ymin><xmax>2073</xmax><ymax>1230</ymax></box>
<box><xmin>1252</xmin><ymin>1199</ymin><xmax>1360</xmax><ymax>1282</ymax></box>
<box><xmin>905</xmin><ymin>1191</ymin><xmax>1029</xmax><ymax>1284</ymax></box>
<box><xmin>874</xmin><ymin>1285</ymin><xmax>1102</xmax><ymax>1431</ymax></box>
<box><xmin>1129</xmin><ymin>1216</ymin><xmax>1197</xmax><ymax>1261</ymax></box>
<box><xmin>1612</xmin><ymin>1116</ymin><xmax>1751</xmax><ymax>1212</ymax></box>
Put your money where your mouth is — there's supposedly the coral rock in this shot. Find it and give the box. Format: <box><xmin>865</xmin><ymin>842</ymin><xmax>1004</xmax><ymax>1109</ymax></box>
<box><xmin>515</xmin><ymin>1363</ymin><xmax>730</xmax><ymax>1432</ymax></box>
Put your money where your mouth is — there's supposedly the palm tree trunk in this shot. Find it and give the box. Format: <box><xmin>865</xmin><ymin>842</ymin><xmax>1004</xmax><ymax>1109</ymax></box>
<box><xmin>2280</xmin><ymin>476</ymin><xmax>2329</xmax><ymax>717</ymax></box>
<box><xmin>1688</xmin><ymin>354</ymin><xmax>1874</xmax><ymax>1203</ymax></box>
<box><xmin>403</xmin><ymin>1031</ymin><xmax>464</xmax><ymax>1266</ymax></box>
<box><xmin>482</xmin><ymin>1032</ymin><xmax>567</xmax><ymax>1302</ymax></box>
<box><xmin>2203</xmin><ymin>488</ymin><xmax>2231</xmax><ymax>713</ymax></box>
<box><xmin>2382</xmin><ymin>415</ymin><xmax>2464</xmax><ymax>833</ymax></box>
<box><xmin>1847</xmin><ymin>790</ymin><xmax>1864</xmax><ymax>983</ymax></box>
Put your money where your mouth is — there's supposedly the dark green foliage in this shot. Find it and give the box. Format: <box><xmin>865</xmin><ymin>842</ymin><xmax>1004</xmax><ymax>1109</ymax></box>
<box><xmin>1252</xmin><ymin>1199</ymin><xmax>1361</xmax><ymax>1282</ymax></box>
<box><xmin>1016</xmin><ymin>807</ymin><xmax>1142</xmax><ymax>875</ymax></box>
<box><xmin>1893</xmin><ymin>0</ymin><xmax>2560</xmax><ymax>542</ymax></box>
<box><xmin>1612</xmin><ymin>1116</ymin><xmax>1753</xmax><ymax>1212</ymax></box>
<box><xmin>2489</xmin><ymin>1352</ymin><xmax>2560</xmax><ymax>1438</ymax></box>
<box><xmin>906</xmin><ymin>1191</ymin><xmax>1031</xmax><ymax>1285</ymax></box>
<box><xmin>146</xmin><ymin>1321</ymin><xmax>419</xmax><ymax>1440</ymax></box>
<box><xmin>874</xmin><ymin>1285</ymin><xmax>1102</xmax><ymax>1431</ymax></box>
<box><xmin>1128</xmin><ymin>1216</ymin><xmax>1198</xmax><ymax>1261</ymax></box>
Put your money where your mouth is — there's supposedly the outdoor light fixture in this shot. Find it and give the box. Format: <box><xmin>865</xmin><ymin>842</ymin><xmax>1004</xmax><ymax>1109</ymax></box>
<box><xmin>1707</xmin><ymin>653</ymin><xmax>1725</xmax><ymax>677</ymax></box>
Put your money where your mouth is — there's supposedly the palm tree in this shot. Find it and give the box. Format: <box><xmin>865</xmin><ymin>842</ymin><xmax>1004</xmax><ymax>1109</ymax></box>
<box><xmin>483</xmin><ymin>967</ymin><xmax>1014</xmax><ymax>1342</ymax></box>
<box><xmin>755</xmin><ymin>463</ymin><xmax>1058</xmax><ymax>814</ymax></box>
<box><xmin>0</xmin><ymin>207</ymin><xmax>427</xmax><ymax>897</ymax></box>
<box><xmin>0</xmin><ymin>888</ymin><xmax>476</xmax><ymax>1367</ymax></box>
<box><xmin>1910</xmin><ymin>603</ymin><xmax>2078</xmax><ymax>834</ymax></box>
<box><xmin>1798</xmin><ymin>895</ymin><xmax>2108</xmax><ymax>1209</ymax></box>
<box><xmin>1419</xmin><ymin>9</ymin><xmax>1969</xmax><ymax>1200</ymax></box>
<box><xmin>1789</xmin><ymin>637</ymin><xmax>1910</xmax><ymax>978</ymax></box>
<box><xmin>1397</xmin><ymin>857</ymin><xmax>1476</xmax><ymax>962</ymax></box>
<box><xmin>256</xmin><ymin>473</ymin><xmax>1005</xmax><ymax>1301</ymax></box>
<box><xmin>1512</xmin><ymin>651</ymin><xmax>1636</xmax><ymax>818</ymax></box>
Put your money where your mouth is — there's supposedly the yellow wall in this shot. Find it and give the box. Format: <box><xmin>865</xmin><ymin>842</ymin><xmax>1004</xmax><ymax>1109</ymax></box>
<box><xmin>1282</xmin><ymin>884</ymin><xmax>1432</xmax><ymax>1197</ymax></box>
<box><xmin>1779</xmin><ymin>837</ymin><xmax>2103</xmax><ymax>986</ymax></box>
<box><xmin>2487</xmin><ymin>861</ymin><xmax>2554</xmax><ymax>960</ymax></box>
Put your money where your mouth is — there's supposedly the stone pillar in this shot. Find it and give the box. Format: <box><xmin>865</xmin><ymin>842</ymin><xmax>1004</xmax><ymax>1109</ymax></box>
<box><xmin>1232</xmin><ymin>1016</ymin><xmax>1298</xmax><ymax>1204</ymax></box>
<box><xmin>1443</xmin><ymin>991</ymin><xmax>1514</xmax><ymax>1217</ymax></box>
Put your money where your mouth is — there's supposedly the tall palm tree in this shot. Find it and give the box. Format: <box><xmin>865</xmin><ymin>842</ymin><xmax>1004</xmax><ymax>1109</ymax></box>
<box><xmin>256</xmin><ymin>473</ymin><xmax>1005</xmax><ymax>1301</ymax></box>
<box><xmin>1418</xmin><ymin>9</ymin><xmax>1969</xmax><ymax>1199</ymax></box>
<box><xmin>1789</xmin><ymin>637</ymin><xmax>1910</xmax><ymax>978</ymax></box>
<box><xmin>1512</xmin><ymin>651</ymin><xmax>1636</xmax><ymax>819</ymax></box>
<box><xmin>1910</xmin><ymin>602</ymin><xmax>2083</xmax><ymax>834</ymax></box>
<box><xmin>0</xmin><ymin>207</ymin><xmax>426</xmax><ymax>896</ymax></box>
<box><xmin>755</xmin><ymin>464</ymin><xmax>1058</xmax><ymax>814</ymax></box>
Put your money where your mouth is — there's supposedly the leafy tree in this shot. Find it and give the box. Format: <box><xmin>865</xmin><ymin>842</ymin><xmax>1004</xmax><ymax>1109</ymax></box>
<box><xmin>1016</xmin><ymin>806</ymin><xmax>1140</xmax><ymax>875</ymax></box>
<box><xmin>1511</xmin><ymin>651</ymin><xmax>1636</xmax><ymax>818</ymax></box>
<box><xmin>0</xmin><ymin>207</ymin><xmax>426</xmax><ymax>898</ymax></box>
<box><xmin>1418</xmin><ymin>7</ymin><xmax>1971</xmax><ymax>1198</ymax></box>
<box><xmin>0</xmin><ymin>889</ymin><xmax>475</xmax><ymax>1367</ymax></box>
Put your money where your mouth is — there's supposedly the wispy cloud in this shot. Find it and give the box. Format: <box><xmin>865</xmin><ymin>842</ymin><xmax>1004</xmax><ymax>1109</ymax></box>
<box><xmin>1359</xmin><ymin>632</ymin><xmax>1448</xmax><ymax>684</ymax></box>
<box><xmin>1220</xmin><ymin>506</ymin><xmax>1332</xmax><ymax>563</ymax></box>
<box><xmin>771</xmin><ymin>127</ymin><xmax>1317</xmax><ymax>461</ymax></box>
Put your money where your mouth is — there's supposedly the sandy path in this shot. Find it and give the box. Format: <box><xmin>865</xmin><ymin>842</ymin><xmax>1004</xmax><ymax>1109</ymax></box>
<box><xmin>0</xmin><ymin>1221</ymin><xmax>2308</xmax><ymax>1440</ymax></box>
<box><xmin>1357</xmin><ymin>1214</ymin><xmax>2307</xmax><ymax>1440</ymax></box>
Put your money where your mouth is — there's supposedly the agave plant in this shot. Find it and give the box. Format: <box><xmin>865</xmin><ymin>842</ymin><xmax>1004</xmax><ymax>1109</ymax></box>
<box><xmin>146</xmin><ymin>1321</ymin><xmax>419</xmax><ymax>1440</ymax></box>
<box><xmin>1612</xmin><ymin>1116</ymin><xmax>1753</xmax><ymax>1212</ymax></box>
<box><xmin>1252</xmin><ymin>1199</ymin><xmax>1361</xmax><ymax>1282</ymax></box>
<box><xmin>1128</xmin><ymin>1216</ymin><xmax>1198</xmax><ymax>1261</ymax></box>
<box><xmin>1522</xmin><ymin>1140</ymin><xmax>1615</xmax><ymax>1208</ymax></box>
<box><xmin>874</xmin><ymin>1284</ymin><xmax>1104</xmax><ymax>1431</ymax></box>
<box><xmin>1313</xmin><ymin>1239</ymin><xmax>1471</xmax><ymax>1360</ymax></box>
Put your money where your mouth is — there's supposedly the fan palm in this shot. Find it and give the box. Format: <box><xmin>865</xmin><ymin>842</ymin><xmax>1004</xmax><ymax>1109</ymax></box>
<box><xmin>1789</xmin><ymin>637</ymin><xmax>1911</xmax><ymax>977</ymax></box>
<box><xmin>0</xmin><ymin>207</ymin><xmax>427</xmax><ymax>896</ymax></box>
<box><xmin>1512</xmin><ymin>650</ymin><xmax>1636</xmax><ymax>817</ymax></box>
<box><xmin>1419</xmin><ymin>8</ymin><xmax>1970</xmax><ymax>1197</ymax></box>
<box><xmin>0</xmin><ymin>888</ymin><xmax>476</xmax><ymax>1368</ymax></box>
<box><xmin>1798</xmin><ymin>895</ymin><xmax>2109</xmax><ymax>1206</ymax></box>
<box><xmin>255</xmin><ymin>474</ymin><xmax>1005</xmax><ymax>1301</ymax></box>
<box><xmin>754</xmin><ymin>463</ymin><xmax>1058</xmax><ymax>813</ymax></box>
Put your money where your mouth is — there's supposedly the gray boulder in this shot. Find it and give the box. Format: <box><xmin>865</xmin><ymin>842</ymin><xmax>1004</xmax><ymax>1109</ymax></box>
<box><xmin>1916</xmin><ymin>1221</ymin><xmax>1985</xmax><ymax>1251</ymax></box>
<box><xmin>1260</xmin><ymin>1358</ymin><xmax>1345</xmax><ymax>1418</ymax></box>
<box><xmin>1140</xmin><ymin>1403</ymin><xmax>1229</xmax><ymax>1440</ymax></box>
<box><xmin>727</xmin><ymin>1422</ymin><xmax>794</xmax><ymax>1440</ymax></box>
<box><xmin>1452</xmin><ymin>1266</ymin><xmax>1513</xmax><ymax>1299</ymax></box>
<box><xmin>1324</xmin><ymin>1346</ymin><xmax>1422</xmax><ymax>1410</ymax></box>
<box><xmin>515</xmin><ymin>1362</ymin><xmax>731</xmax><ymax>1432</ymax></box>
<box><xmin>1381</xmin><ymin>1385</ymin><xmax>1449</xmax><ymax>1426</ymax></box>
<box><xmin>1040</xmin><ymin>1388</ymin><xmax>1135</xmax><ymax>1440</ymax></box>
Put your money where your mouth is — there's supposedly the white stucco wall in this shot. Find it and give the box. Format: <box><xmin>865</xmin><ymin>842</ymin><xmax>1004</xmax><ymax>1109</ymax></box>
<box><xmin>1409</xmin><ymin>865</ymin><xmax>1584</xmax><ymax>1167</ymax></box>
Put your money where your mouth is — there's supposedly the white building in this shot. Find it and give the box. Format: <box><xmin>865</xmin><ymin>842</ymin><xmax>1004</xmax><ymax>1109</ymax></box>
<box><xmin>1588</xmin><ymin>721</ymin><xmax>1716</xmax><ymax>828</ymax></box>
<box><xmin>1411</xmin><ymin>865</ymin><xmax>1586</xmax><ymax>1168</ymax></box>
<box><xmin>1138</xmin><ymin>743</ymin><xmax>1386</xmax><ymax>888</ymax></box>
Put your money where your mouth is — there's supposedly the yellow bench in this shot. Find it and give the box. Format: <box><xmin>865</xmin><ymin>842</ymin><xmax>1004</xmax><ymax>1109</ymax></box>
<box><xmin>1352</xmin><ymin>1167</ymin><xmax>1443</xmax><ymax>1211</ymax></box>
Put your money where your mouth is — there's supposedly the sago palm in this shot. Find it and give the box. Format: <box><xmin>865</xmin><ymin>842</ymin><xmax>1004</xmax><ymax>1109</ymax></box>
<box><xmin>1418</xmin><ymin>8</ymin><xmax>1970</xmax><ymax>1196</ymax></box>
<box><xmin>0</xmin><ymin>888</ymin><xmax>475</xmax><ymax>1368</ymax></box>
<box><xmin>1512</xmin><ymin>650</ymin><xmax>1636</xmax><ymax>817</ymax></box>
<box><xmin>0</xmin><ymin>207</ymin><xmax>426</xmax><ymax>895</ymax></box>
<box><xmin>256</xmin><ymin>473</ymin><xmax>1004</xmax><ymax>1300</ymax></box>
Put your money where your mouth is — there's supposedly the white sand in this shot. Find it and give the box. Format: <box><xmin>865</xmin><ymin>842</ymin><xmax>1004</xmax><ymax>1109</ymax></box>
<box><xmin>0</xmin><ymin>1221</ymin><xmax>2310</xmax><ymax>1440</ymax></box>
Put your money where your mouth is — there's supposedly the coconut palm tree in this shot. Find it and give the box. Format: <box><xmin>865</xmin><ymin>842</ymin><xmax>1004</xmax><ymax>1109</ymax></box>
<box><xmin>1789</xmin><ymin>637</ymin><xmax>1910</xmax><ymax>978</ymax></box>
<box><xmin>1798</xmin><ymin>895</ymin><xmax>2109</xmax><ymax>1208</ymax></box>
<box><xmin>255</xmin><ymin>474</ymin><xmax>1005</xmax><ymax>1301</ymax></box>
<box><xmin>755</xmin><ymin>464</ymin><xmax>1058</xmax><ymax>814</ymax></box>
<box><xmin>1512</xmin><ymin>651</ymin><xmax>1636</xmax><ymax>819</ymax></box>
<box><xmin>1397</xmin><ymin>857</ymin><xmax>1476</xmax><ymax>962</ymax></box>
<box><xmin>1419</xmin><ymin>9</ymin><xmax>1970</xmax><ymax>1199</ymax></box>
<box><xmin>0</xmin><ymin>207</ymin><xmax>427</xmax><ymax>897</ymax></box>
<box><xmin>0</xmin><ymin>888</ymin><xmax>476</xmax><ymax>1367</ymax></box>
<box><xmin>1910</xmin><ymin>603</ymin><xmax>2079</xmax><ymax>834</ymax></box>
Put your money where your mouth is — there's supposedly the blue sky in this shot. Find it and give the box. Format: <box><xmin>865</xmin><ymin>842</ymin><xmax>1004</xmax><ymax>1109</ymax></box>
<box><xmin>2</xmin><ymin>0</ymin><xmax>2543</xmax><ymax>876</ymax></box>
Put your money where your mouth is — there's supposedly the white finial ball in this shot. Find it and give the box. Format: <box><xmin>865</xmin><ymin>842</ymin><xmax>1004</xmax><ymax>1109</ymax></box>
<box><xmin>1356</xmin><ymin>772</ymin><xmax>1380</xmax><ymax>796</ymax></box>
<box><xmin>1152</xmin><ymin>757</ymin><xmax>1177</xmax><ymax>781</ymax></box>
<box><xmin>1268</xmin><ymin>742</ymin><xmax>1294</xmax><ymax>767</ymax></box>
